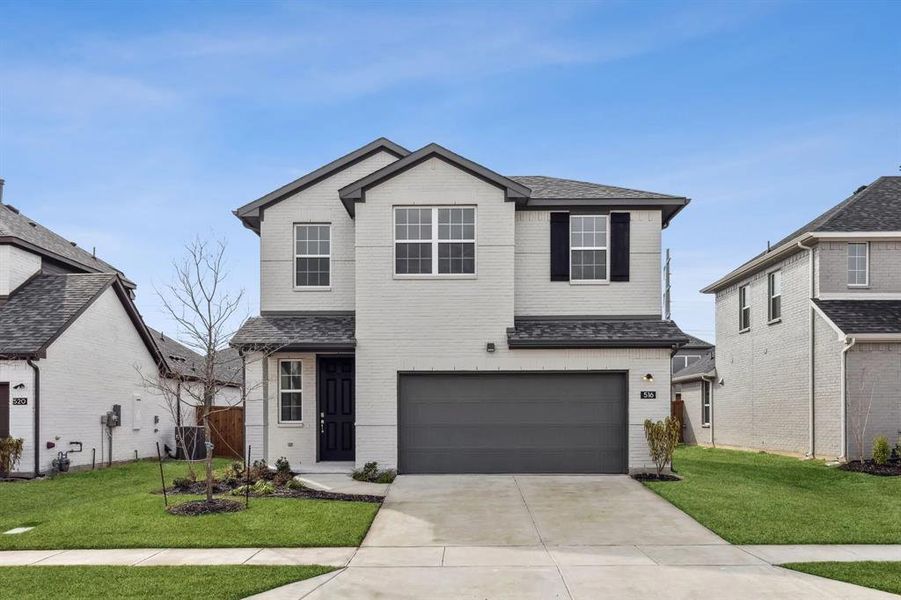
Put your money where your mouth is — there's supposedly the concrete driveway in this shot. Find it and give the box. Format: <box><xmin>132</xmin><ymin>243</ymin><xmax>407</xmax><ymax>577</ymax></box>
<box><xmin>255</xmin><ymin>475</ymin><xmax>895</xmax><ymax>599</ymax></box>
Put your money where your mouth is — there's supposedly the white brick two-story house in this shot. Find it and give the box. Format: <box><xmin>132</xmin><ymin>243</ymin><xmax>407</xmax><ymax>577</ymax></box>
<box><xmin>232</xmin><ymin>139</ymin><xmax>691</xmax><ymax>474</ymax></box>
<box><xmin>700</xmin><ymin>176</ymin><xmax>901</xmax><ymax>460</ymax></box>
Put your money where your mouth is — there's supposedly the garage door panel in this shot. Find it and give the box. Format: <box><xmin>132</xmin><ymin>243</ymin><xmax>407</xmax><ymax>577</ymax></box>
<box><xmin>398</xmin><ymin>372</ymin><xmax>627</xmax><ymax>474</ymax></box>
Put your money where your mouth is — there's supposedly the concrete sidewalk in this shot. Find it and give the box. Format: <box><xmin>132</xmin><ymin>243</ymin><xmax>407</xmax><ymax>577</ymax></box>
<box><xmin>2</xmin><ymin>544</ymin><xmax>900</xmax><ymax>568</ymax></box>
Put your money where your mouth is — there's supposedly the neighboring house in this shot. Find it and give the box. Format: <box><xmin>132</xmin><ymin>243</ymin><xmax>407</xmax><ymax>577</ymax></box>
<box><xmin>672</xmin><ymin>333</ymin><xmax>713</xmax><ymax>374</ymax></box>
<box><xmin>672</xmin><ymin>352</ymin><xmax>716</xmax><ymax>445</ymax></box>
<box><xmin>702</xmin><ymin>176</ymin><xmax>901</xmax><ymax>460</ymax></box>
<box><xmin>231</xmin><ymin>138</ymin><xmax>690</xmax><ymax>474</ymax></box>
<box><xmin>0</xmin><ymin>199</ymin><xmax>173</xmax><ymax>475</ymax></box>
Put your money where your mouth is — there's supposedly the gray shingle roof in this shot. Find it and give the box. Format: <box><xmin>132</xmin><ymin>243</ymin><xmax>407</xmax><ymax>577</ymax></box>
<box><xmin>231</xmin><ymin>313</ymin><xmax>356</xmax><ymax>349</ymax></box>
<box><xmin>148</xmin><ymin>327</ymin><xmax>241</xmax><ymax>386</ymax></box>
<box><xmin>509</xmin><ymin>176</ymin><xmax>683</xmax><ymax>200</ymax></box>
<box><xmin>813</xmin><ymin>299</ymin><xmax>901</xmax><ymax>335</ymax></box>
<box><xmin>704</xmin><ymin>177</ymin><xmax>901</xmax><ymax>293</ymax></box>
<box><xmin>507</xmin><ymin>318</ymin><xmax>690</xmax><ymax>349</ymax></box>
<box><xmin>0</xmin><ymin>273</ymin><xmax>116</xmax><ymax>357</ymax></box>
<box><xmin>679</xmin><ymin>333</ymin><xmax>714</xmax><ymax>350</ymax></box>
<box><xmin>673</xmin><ymin>352</ymin><xmax>716</xmax><ymax>381</ymax></box>
<box><xmin>0</xmin><ymin>203</ymin><xmax>134</xmax><ymax>287</ymax></box>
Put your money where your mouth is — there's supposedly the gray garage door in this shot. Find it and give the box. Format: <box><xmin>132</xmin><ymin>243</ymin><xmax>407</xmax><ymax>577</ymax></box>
<box><xmin>398</xmin><ymin>372</ymin><xmax>627</xmax><ymax>474</ymax></box>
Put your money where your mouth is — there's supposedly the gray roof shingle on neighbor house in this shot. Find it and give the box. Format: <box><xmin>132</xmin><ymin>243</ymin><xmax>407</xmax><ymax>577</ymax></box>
<box><xmin>679</xmin><ymin>333</ymin><xmax>714</xmax><ymax>350</ymax></box>
<box><xmin>231</xmin><ymin>313</ymin><xmax>356</xmax><ymax>350</ymax></box>
<box><xmin>813</xmin><ymin>299</ymin><xmax>901</xmax><ymax>335</ymax></box>
<box><xmin>0</xmin><ymin>273</ymin><xmax>116</xmax><ymax>357</ymax></box>
<box><xmin>673</xmin><ymin>352</ymin><xmax>716</xmax><ymax>381</ymax></box>
<box><xmin>704</xmin><ymin>176</ymin><xmax>901</xmax><ymax>293</ymax></box>
<box><xmin>507</xmin><ymin>317</ymin><xmax>690</xmax><ymax>349</ymax></box>
<box><xmin>148</xmin><ymin>327</ymin><xmax>242</xmax><ymax>386</ymax></box>
<box><xmin>0</xmin><ymin>203</ymin><xmax>134</xmax><ymax>287</ymax></box>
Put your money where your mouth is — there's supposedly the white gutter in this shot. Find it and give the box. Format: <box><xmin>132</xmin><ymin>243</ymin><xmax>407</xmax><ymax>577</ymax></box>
<box><xmin>797</xmin><ymin>240</ymin><xmax>815</xmax><ymax>457</ymax></box>
<box><xmin>840</xmin><ymin>336</ymin><xmax>857</xmax><ymax>462</ymax></box>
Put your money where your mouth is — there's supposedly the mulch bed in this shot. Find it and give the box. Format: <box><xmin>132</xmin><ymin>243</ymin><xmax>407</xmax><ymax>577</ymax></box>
<box><xmin>166</xmin><ymin>498</ymin><xmax>245</xmax><ymax>516</ymax></box>
<box><xmin>271</xmin><ymin>488</ymin><xmax>383</xmax><ymax>503</ymax></box>
<box><xmin>839</xmin><ymin>460</ymin><xmax>901</xmax><ymax>476</ymax></box>
<box><xmin>166</xmin><ymin>481</ymin><xmax>234</xmax><ymax>495</ymax></box>
<box><xmin>632</xmin><ymin>473</ymin><xmax>681</xmax><ymax>482</ymax></box>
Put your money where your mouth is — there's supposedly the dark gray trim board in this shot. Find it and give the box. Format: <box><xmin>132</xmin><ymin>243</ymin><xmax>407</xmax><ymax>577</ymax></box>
<box><xmin>233</xmin><ymin>138</ymin><xmax>411</xmax><ymax>233</ymax></box>
<box><xmin>0</xmin><ymin>237</ymin><xmax>136</xmax><ymax>289</ymax></box>
<box><xmin>338</xmin><ymin>143</ymin><xmax>531</xmax><ymax>216</ymax></box>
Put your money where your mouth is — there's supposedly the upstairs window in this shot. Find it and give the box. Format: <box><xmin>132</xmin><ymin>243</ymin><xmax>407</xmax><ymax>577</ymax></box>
<box><xmin>394</xmin><ymin>207</ymin><xmax>475</xmax><ymax>276</ymax></box>
<box><xmin>295</xmin><ymin>224</ymin><xmax>330</xmax><ymax>287</ymax></box>
<box><xmin>848</xmin><ymin>242</ymin><xmax>869</xmax><ymax>287</ymax></box>
<box><xmin>768</xmin><ymin>270</ymin><xmax>782</xmax><ymax>322</ymax></box>
<box><xmin>570</xmin><ymin>215</ymin><xmax>608</xmax><ymax>282</ymax></box>
<box><xmin>738</xmin><ymin>284</ymin><xmax>750</xmax><ymax>331</ymax></box>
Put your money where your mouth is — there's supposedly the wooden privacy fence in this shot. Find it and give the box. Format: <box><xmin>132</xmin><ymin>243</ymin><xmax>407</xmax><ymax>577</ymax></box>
<box><xmin>670</xmin><ymin>399</ymin><xmax>685</xmax><ymax>443</ymax></box>
<box><xmin>197</xmin><ymin>406</ymin><xmax>244</xmax><ymax>459</ymax></box>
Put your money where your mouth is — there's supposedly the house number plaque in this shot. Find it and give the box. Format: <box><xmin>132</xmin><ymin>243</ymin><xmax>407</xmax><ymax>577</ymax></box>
<box><xmin>12</xmin><ymin>398</ymin><xmax>28</xmax><ymax>406</ymax></box>
<box><xmin>640</xmin><ymin>391</ymin><xmax>656</xmax><ymax>399</ymax></box>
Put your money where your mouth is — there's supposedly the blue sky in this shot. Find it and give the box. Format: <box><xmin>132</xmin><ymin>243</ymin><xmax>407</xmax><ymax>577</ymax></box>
<box><xmin>1</xmin><ymin>0</ymin><xmax>899</xmax><ymax>342</ymax></box>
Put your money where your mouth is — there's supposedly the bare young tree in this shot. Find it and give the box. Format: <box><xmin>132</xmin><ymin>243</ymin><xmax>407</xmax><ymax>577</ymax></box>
<box><xmin>849</xmin><ymin>368</ymin><xmax>877</xmax><ymax>462</ymax></box>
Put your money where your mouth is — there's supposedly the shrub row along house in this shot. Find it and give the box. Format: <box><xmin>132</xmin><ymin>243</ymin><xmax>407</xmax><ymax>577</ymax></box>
<box><xmin>682</xmin><ymin>176</ymin><xmax>901</xmax><ymax>460</ymax></box>
<box><xmin>0</xmin><ymin>194</ymin><xmax>240</xmax><ymax>476</ymax></box>
<box><xmin>231</xmin><ymin>138</ymin><xmax>691</xmax><ymax>474</ymax></box>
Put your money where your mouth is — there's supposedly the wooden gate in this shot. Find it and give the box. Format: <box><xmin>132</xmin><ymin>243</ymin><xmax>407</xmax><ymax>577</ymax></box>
<box><xmin>197</xmin><ymin>406</ymin><xmax>244</xmax><ymax>459</ymax></box>
<box><xmin>670</xmin><ymin>398</ymin><xmax>685</xmax><ymax>443</ymax></box>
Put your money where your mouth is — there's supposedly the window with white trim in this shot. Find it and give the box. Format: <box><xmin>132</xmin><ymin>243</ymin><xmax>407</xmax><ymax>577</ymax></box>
<box><xmin>738</xmin><ymin>284</ymin><xmax>750</xmax><ymax>331</ymax></box>
<box><xmin>848</xmin><ymin>242</ymin><xmax>869</xmax><ymax>287</ymax></box>
<box><xmin>768</xmin><ymin>270</ymin><xmax>782</xmax><ymax>322</ymax></box>
<box><xmin>295</xmin><ymin>224</ymin><xmax>330</xmax><ymax>287</ymax></box>
<box><xmin>701</xmin><ymin>380</ymin><xmax>711</xmax><ymax>426</ymax></box>
<box><xmin>570</xmin><ymin>215</ymin><xmax>608</xmax><ymax>282</ymax></box>
<box><xmin>278</xmin><ymin>360</ymin><xmax>303</xmax><ymax>422</ymax></box>
<box><xmin>394</xmin><ymin>207</ymin><xmax>475</xmax><ymax>276</ymax></box>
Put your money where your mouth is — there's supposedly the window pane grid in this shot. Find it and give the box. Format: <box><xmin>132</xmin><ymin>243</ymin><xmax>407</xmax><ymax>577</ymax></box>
<box><xmin>768</xmin><ymin>271</ymin><xmax>782</xmax><ymax>321</ymax></box>
<box><xmin>395</xmin><ymin>206</ymin><xmax>476</xmax><ymax>276</ymax></box>
<box><xmin>848</xmin><ymin>243</ymin><xmax>868</xmax><ymax>286</ymax></box>
<box><xmin>739</xmin><ymin>285</ymin><xmax>750</xmax><ymax>330</ymax></box>
<box><xmin>295</xmin><ymin>224</ymin><xmax>330</xmax><ymax>287</ymax></box>
<box><xmin>279</xmin><ymin>361</ymin><xmax>302</xmax><ymax>422</ymax></box>
<box><xmin>570</xmin><ymin>215</ymin><xmax>607</xmax><ymax>281</ymax></box>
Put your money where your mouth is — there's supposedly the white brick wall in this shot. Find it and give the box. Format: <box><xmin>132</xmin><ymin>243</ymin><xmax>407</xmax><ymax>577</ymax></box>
<box><xmin>2</xmin><ymin>287</ymin><xmax>175</xmax><ymax>474</ymax></box>
<box><xmin>0</xmin><ymin>245</ymin><xmax>41</xmax><ymax>296</ymax></box>
<box><xmin>846</xmin><ymin>343</ymin><xmax>901</xmax><ymax>459</ymax></box>
<box><xmin>259</xmin><ymin>151</ymin><xmax>399</xmax><ymax>312</ymax></box>
<box><xmin>677</xmin><ymin>380</ymin><xmax>712</xmax><ymax>446</ymax></box>
<box><xmin>713</xmin><ymin>250</ymin><xmax>812</xmax><ymax>455</ymax></box>
<box><xmin>819</xmin><ymin>240</ymin><xmax>901</xmax><ymax>295</ymax></box>
<box><xmin>514</xmin><ymin>210</ymin><xmax>662</xmax><ymax>316</ymax></box>
<box><xmin>813</xmin><ymin>311</ymin><xmax>843</xmax><ymax>457</ymax></box>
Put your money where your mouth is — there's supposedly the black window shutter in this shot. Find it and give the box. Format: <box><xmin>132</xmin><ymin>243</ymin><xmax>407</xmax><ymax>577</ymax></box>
<box><xmin>550</xmin><ymin>212</ymin><xmax>569</xmax><ymax>281</ymax></box>
<box><xmin>610</xmin><ymin>212</ymin><xmax>630</xmax><ymax>282</ymax></box>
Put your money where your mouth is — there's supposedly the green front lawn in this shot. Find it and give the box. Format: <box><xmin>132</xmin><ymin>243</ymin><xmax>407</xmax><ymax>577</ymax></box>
<box><xmin>783</xmin><ymin>562</ymin><xmax>901</xmax><ymax>596</ymax></box>
<box><xmin>643</xmin><ymin>446</ymin><xmax>901</xmax><ymax>544</ymax></box>
<box><xmin>0</xmin><ymin>460</ymin><xmax>379</xmax><ymax>549</ymax></box>
<box><xmin>0</xmin><ymin>565</ymin><xmax>334</xmax><ymax>600</ymax></box>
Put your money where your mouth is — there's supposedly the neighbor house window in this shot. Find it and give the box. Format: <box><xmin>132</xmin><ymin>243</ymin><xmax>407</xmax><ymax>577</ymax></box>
<box><xmin>570</xmin><ymin>215</ymin><xmax>608</xmax><ymax>282</ymax></box>
<box><xmin>768</xmin><ymin>270</ymin><xmax>782</xmax><ymax>322</ymax></box>
<box><xmin>394</xmin><ymin>207</ymin><xmax>475</xmax><ymax>276</ymax></box>
<box><xmin>672</xmin><ymin>355</ymin><xmax>701</xmax><ymax>372</ymax></box>
<box><xmin>295</xmin><ymin>224</ymin><xmax>330</xmax><ymax>287</ymax></box>
<box><xmin>848</xmin><ymin>242</ymin><xmax>869</xmax><ymax>287</ymax></box>
<box><xmin>701</xmin><ymin>380</ymin><xmax>711</xmax><ymax>426</ymax></box>
<box><xmin>279</xmin><ymin>360</ymin><xmax>303</xmax><ymax>422</ymax></box>
<box><xmin>738</xmin><ymin>284</ymin><xmax>750</xmax><ymax>331</ymax></box>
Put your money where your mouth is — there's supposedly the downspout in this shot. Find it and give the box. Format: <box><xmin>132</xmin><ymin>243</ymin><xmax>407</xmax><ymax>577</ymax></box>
<box><xmin>797</xmin><ymin>240</ymin><xmax>815</xmax><ymax>457</ymax></box>
<box><xmin>27</xmin><ymin>359</ymin><xmax>40</xmax><ymax>476</ymax></box>
<box><xmin>840</xmin><ymin>336</ymin><xmax>856</xmax><ymax>462</ymax></box>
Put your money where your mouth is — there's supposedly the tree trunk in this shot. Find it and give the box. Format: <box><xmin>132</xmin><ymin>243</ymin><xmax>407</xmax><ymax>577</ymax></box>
<box><xmin>202</xmin><ymin>406</ymin><xmax>213</xmax><ymax>502</ymax></box>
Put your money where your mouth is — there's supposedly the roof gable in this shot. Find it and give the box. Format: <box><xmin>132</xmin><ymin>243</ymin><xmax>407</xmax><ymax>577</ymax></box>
<box><xmin>148</xmin><ymin>326</ymin><xmax>241</xmax><ymax>386</ymax></box>
<box><xmin>233</xmin><ymin>137</ymin><xmax>410</xmax><ymax>233</ymax></box>
<box><xmin>338</xmin><ymin>143</ymin><xmax>532</xmax><ymax>217</ymax></box>
<box><xmin>0</xmin><ymin>274</ymin><xmax>162</xmax><ymax>363</ymax></box>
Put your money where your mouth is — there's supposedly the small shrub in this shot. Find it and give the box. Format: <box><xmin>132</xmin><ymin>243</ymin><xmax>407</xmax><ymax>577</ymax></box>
<box><xmin>873</xmin><ymin>435</ymin><xmax>891</xmax><ymax>465</ymax></box>
<box><xmin>172</xmin><ymin>477</ymin><xmax>194</xmax><ymax>490</ymax></box>
<box><xmin>286</xmin><ymin>478</ymin><xmax>305</xmax><ymax>490</ymax></box>
<box><xmin>231</xmin><ymin>484</ymin><xmax>251</xmax><ymax>496</ymax></box>
<box><xmin>0</xmin><ymin>437</ymin><xmax>25</xmax><ymax>474</ymax></box>
<box><xmin>252</xmin><ymin>480</ymin><xmax>275</xmax><ymax>495</ymax></box>
<box><xmin>643</xmin><ymin>417</ymin><xmax>680</xmax><ymax>477</ymax></box>
<box><xmin>352</xmin><ymin>461</ymin><xmax>396</xmax><ymax>483</ymax></box>
<box><xmin>217</xmin><ymin>461</ymin><xmax>245</xmax><ymax>485</ymax></box>
<box><xmin>273</xmin><ymin>471</ymin><xmax>293</xmax><ymax>487</ymax></box>
<box><xmin>250</xmin><ymin>460</ymin><xmax>273</xmax><ymax>481</ymax></box>
<box><xmin>274</xmin><ymin>456</ymin><xmax>292</xmax><ymax>475</ymax></box>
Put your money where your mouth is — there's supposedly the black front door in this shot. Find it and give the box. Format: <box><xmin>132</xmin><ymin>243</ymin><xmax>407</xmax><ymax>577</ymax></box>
<box><xmin>318</xmin><ymin>357</ymin><xmax>355</xmax><ymax>461</ymax></box>
<box><xmin>0</xmin><ymin>383</ymin><xmax>9</xmax><ymax>439</ymax></box>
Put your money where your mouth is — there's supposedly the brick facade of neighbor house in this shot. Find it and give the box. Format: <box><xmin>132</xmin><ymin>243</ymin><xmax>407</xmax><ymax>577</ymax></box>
<box><xmin>703</xmin><ymin>176</ymin><xmax>901</xmax><ymax>460</ymax></box>
<box><xmin>232</xmin><ymin>139</ymin><xmax>691</xmax><ymax>474</ymax></box>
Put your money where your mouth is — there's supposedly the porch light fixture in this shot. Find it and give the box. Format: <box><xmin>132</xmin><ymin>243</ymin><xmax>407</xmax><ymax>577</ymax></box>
<box><xmin>486</xmin><ymin>342</ymin><xmax>496</xmax><ymax>353</ymax></box>
<box><xmin>642</xmin><ymin>373</ymin><xmax>654</xmax><ymax>382</ymax></box>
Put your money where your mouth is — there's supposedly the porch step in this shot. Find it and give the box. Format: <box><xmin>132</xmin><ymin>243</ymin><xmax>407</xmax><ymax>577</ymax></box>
<box><xmin>297</xmin><ymin>461</ymin><xmax>355</xmax><ymax>475</ymax></box>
